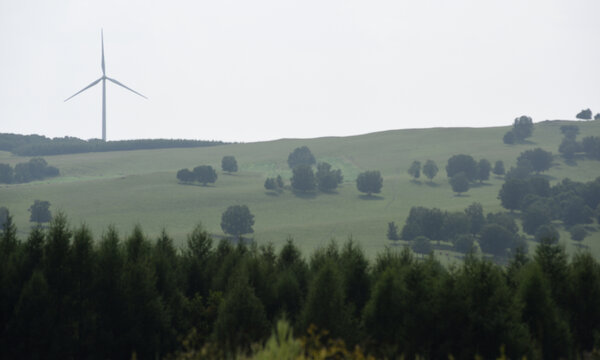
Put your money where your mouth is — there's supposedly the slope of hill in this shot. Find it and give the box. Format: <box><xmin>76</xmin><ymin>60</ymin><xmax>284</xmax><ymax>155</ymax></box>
<box><xmin>1</xmin><ymin>119</ymin><xmax>599</xmax><ymax>259</ymax></box>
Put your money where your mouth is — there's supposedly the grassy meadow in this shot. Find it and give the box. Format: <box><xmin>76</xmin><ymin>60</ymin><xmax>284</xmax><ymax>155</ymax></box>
<box><xmin>2</xmin><ymin>119</ymin><xmax>600</xmax><ymax>260</ymax></box>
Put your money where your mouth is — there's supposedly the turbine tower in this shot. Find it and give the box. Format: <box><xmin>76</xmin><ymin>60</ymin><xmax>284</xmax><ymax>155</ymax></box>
<box><xmin>65</xmin><ymin>29</ymin><xmax>147</xmax><ymax>141</ymax></box>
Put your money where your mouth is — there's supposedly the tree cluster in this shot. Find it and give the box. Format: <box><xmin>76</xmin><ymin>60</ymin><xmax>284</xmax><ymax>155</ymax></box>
<box><xmin>264</xmin><ymin>175</ymin><xmax>284</xmax><ymax>192</ymax></box>
<box><xmin>398</xmin><ymin>203</ymin><xmax>524</xmax><ymax>257</ymax></box>
<box><xmin>408</xmin><ymin>160</ymin><xmax>439</xmax><ymax>182</ymax></box>
<box><xmin>445</xmin><ymin>154</ymin><xmax>494</xmax><ymax>194</ymax></box>
<box><xmin>176</xmin><ymin>165</ymin><xmax>218</xmax><ymax>186</ymax></box>
<box><xmin>503</xmin><ymin>115</ymin><xmax>533</xmax><ymax>144</ymax></box>
<box><xmin>2</xmin><ymin>213</ymin><xmax>600</xmax><ymax>358</ymax></box>
<box><xmin>0</xmin><ymin>158</ymin><xmax>59</xmax><ymax>184</ymax></box>
<box><xmin>499</xmin><ymin>175</ymin><xmax>600</xmax><ymax>237</ymax></box>
<box><xmin>0</xmin><ymin>133</ymin><xmax>224</xmax><ymax>156</ymax></box>
<box><xmin>286</xmin><ymin>147</ymin><xmax>344</xmax><ymax>194</ymax></box>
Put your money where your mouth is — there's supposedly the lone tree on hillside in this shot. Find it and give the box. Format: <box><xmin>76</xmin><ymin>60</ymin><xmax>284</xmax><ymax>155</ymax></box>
<box><xmin>291</xmin><ymin>164</ymin><xmax>316</xmax><ymax>192</ymax></box>
<box><xmin>446</xmin><ymin>154</ymin><xmax>477</xmax><ymax>182</ymax></box>
<box><xmin>513</xmin><ymin>115</ymin><xmax>534</xmax><ymax>141</ymax></box>
<box><xmin>193</xmin><ymin>165</ymin><xmax>218</xmax><ymax>186</ymax></box>
<box><xmin>356</xmin><ymin>171</ymin><xmax>383</xmax><ymax>196</ymax></box>
<box><xmin>315</xmin><ymin>162</ymin><xmax>343</xmax><ymax>192</ymax></box>
<box><xmin>517</xmin><ymin>148</ymin><xmax>553</xmax><ymax>174</ymax></box>
<box><xmin>287</xmin><ymin>146</ymin><xmax>316</xmax><ymax>169</ymax></box>
<box><xmin>408</xmin><ymin>161</ymin><xmax>421</xmax><ymax>180</ymax></box>
<box><xmin>221</xmin><ymin>205</ymin><xmax>255</xmax><ymax>238</ymax></box>
<box><xmin>476</xmin><ymin>159</ymin><xmax>491</xmax><ymax>183</ymax></box>
<box><xmin>493</xmin><ymin>160</ymin><xmax>505</xmax><ymax>176</ymax></box>
<box><xmin>449</xmin><ymin>172</ymin><xmax>469</xmax><ymax>195</ymax></box>
<box><xmin>221</xmin><ymin>156</ymin><xmax>238</xmax><ymax>174</ymax></box>
<box><xmin>576</xmin><ymin>109</ymin><xmax>592</xmax><ymax>120</ymax></box>
<box><xmin>422</xmin><ymin>160</ymin><xmax>438</xmax><ymax>182</ymax></box>
<box><xmin>29</xmin><ymin>200</ymin><xmax>52</xmax><ymax>224</ymax></box>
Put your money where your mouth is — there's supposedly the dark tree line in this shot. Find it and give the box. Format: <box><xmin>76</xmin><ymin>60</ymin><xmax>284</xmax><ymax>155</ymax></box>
<box><xmin>0</xmin><ymin>133</ymin><xmax>225</xmax><ymax>156</ymax></box>
<box><xmin>1</xmin><ymin>211</ymin><xmax>600</xmax><ymax>359</ymax></box>
<box><xmin>499</xmin><ymin>176</ymin><xmax>600</xmax><ymax>234</ymax></box>
<box><xmin>0</xmin><ymin>158</ymin><xmax>59</xmax><ymax>184</ymax></box>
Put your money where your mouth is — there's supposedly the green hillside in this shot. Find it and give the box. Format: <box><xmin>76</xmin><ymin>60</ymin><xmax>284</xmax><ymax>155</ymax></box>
<box><xmin>2</xmin><ymin>119</ymin><xmax>600</xmax><ymax>259</ymax></box>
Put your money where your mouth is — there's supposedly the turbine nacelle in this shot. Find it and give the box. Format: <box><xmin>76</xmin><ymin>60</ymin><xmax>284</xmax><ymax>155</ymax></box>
<box><xmin>64</xmin><ymin>29</ymin><xmax>147</xmax><ymax>141</ymax></box>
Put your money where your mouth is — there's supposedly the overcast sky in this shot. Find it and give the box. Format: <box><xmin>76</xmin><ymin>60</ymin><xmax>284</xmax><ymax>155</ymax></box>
<box><xmin>1</xmin><ymin>1</ymin><xmax>599</xmax><ymax>143</ymax></box>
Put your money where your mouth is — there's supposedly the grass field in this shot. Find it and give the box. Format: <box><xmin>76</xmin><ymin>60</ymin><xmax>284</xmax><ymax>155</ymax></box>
<box><xmin>2</xmin><ymin>119</ymin><xmax>600</xmax><ymax>260</ymax></box>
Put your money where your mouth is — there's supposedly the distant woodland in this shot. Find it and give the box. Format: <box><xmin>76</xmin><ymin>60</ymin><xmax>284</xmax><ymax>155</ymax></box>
<box><xmin>0</xmin><ymin>133</ymin><xmax>225</xmax><ymax>156</ymax></box>
<box><xmin>0</xmin><ymin>213</ymin><xmax>599</xmax><ymax>359</ymax></box>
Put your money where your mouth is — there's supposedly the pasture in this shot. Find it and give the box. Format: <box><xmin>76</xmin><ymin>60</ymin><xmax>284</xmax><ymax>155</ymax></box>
<box><xmin>2</xmin><ymin>119</ymin><xmax>600</xmax><ymax>259</ymax></box>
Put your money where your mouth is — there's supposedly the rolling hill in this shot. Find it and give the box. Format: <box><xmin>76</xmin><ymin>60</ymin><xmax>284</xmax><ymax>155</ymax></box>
<box><xmin>1</xmin><ymin>119</ymin><xmax>600</xmax><ymax>259</ymax></box>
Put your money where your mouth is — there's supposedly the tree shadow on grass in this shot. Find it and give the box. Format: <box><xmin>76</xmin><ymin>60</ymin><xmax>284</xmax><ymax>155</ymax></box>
<box><xmin>534</xmin><ymin>173</ymin><xmax>558</xmax><ymax>181</ymax></box>
<box><xmin>563</xmin><ymin>158</ymin><xmax>578</xmax><ymax>167</ymax></box>
<box><xmin>292</xmin><ymin>191</ymin><xmax>318</xmax><ymax>199</ymax></box>
<box><xmin>470</xmin><ymin>182</ymin><xmax>492</xmax><ymax>188</ymax></box>
<box><xmin>264</xmin><ymin>191</ymin><xmax>280</xmax><ymax>197</ymax></box>
<box><xmin>453</xmin><ymin>193</ymin><xmax>470</xmax><ymax>198</ymax></box>
<box><xmin>573</xmin><ymin>242</ymin><xmax>589</xmax><ymax>250</ymax></box>
<box><xmin>409</xmin><ymin>179</ymin><xmax>422</xmax><ymax>185</ymax></box>
<box><xmin>320</xmin><ymin>189</ymin><xmax>340</xmax><ymax>195</ymax></box>
<box><xmin>425</xmin><ymin>181</ymin><xmax>439</xmax><ymax>187</ymax></box>
<box><xmin>178</xmin><ymin>182</ymin><xmax>216</xmax><ymax>187</ymax></box>
<box><xmin>358</xmin><ymin>194</ymin><xmax>385</xmax><ymax>200</ymax></box>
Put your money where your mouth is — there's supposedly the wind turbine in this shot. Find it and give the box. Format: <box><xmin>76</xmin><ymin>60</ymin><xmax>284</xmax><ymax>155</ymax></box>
<box><xmin>65</xmin><ymin>29</ymin><xmax>147</xmax><ymax>141</ymax></box>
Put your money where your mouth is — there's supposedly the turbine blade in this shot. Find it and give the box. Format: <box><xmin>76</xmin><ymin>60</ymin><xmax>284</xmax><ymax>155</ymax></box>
<box><xmin>101</xmin><ymin>29</ymin><xmax>105</xmax><ymax>75</ymax></box>
<box><xmin>64</xmin><ymin>77</ymin><xmax>103</xmax><ymax>102</ymax></box>
<box><xmin>106</xmin><ymin>77</ymin><xmax>148</xmax><ymax>99</ymax></box>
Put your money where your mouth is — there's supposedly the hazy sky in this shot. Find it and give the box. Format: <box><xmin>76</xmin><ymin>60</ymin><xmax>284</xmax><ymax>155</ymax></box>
<box><xmin>1</xmin><ymin>1</ymin><xmax>599</xmax><ymax>143</ymax></box>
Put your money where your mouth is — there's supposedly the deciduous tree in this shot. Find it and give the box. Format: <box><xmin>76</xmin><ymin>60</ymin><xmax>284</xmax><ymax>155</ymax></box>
<box><xmin>221</xmin><ymin>156</ymin><xmax>238</xmax><ymax>174</ymax></box>
<box><xmin>287</xmin><ymin>146</ymin><xmax>316</xmax><ymax>169</ymax></box>
<box><xmin>408</xmin><ymin>161</ymin><xmax>421</xmax><ymax>180</ymax></box>
<box><xmin>176</xmin><ymin>168</ymin><xmax>194</xmax><ymax>183</ymax></box>
<box><xmin>28</xmin><ymin>200</ymin><xmax>52</xmax><ymax>224</ymax></box>
<box><xmin>356</xmin><ymin>170</ymin><xmax>383</xmax><ymax>196</ymax></box>
<box><xmin>517</xmin><ymin>148</ymin><xmax>553</xmax><ymax>174</ymax></box>
<box><xmin>449</xmin><ymin>172</ymin><xmax>469</xmax><ymax>195</ymax></box>
<box><xmin>193</xmin><ymin>165</ymin><xmax>218</xmax><ymax>186</ymax></box>
<box><xmin>446</xmin><ymin>154</ymin><xmax>477</xmax><ymax>181</ymax></box>
<box><xmin>493</xmin><ymin>160</ymin><xmax>505</xmax><ymax>176</ymax></box>
<box><xmin>315</xmin><ymin>162</ymin><xmax>343</xmax><ymax>192</ymax></box>
<box><xmin>479</xmin><ymin>224</ymin><xmax>514</xmax><ymax>257</ymax></box>
<box><xmin>576</xmin><ymin>108</ymin><xmax>592</xmax><ymax>120</ymax></box>
<box><xmin>220</xmin><ymin>205</ymin><xmax>255</xmax><ymax>238</ymax></box>
<box><xmin>291</xmin><ymin>164</ymin><xmax>316</xmax><ymax>192</ymax></box>
<box><xmin>422</xmin><ymin>160</ymin><xmax>438</xmax><ymax>181</ymax></box>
